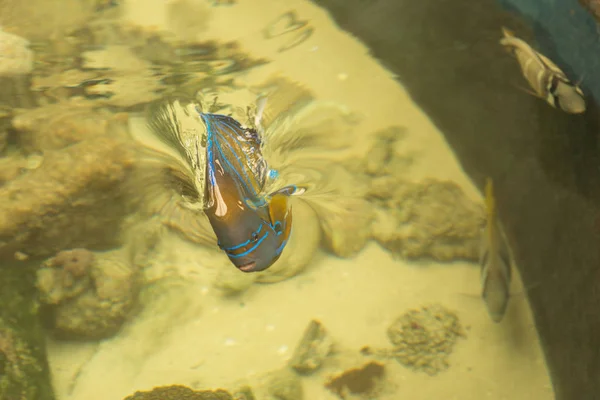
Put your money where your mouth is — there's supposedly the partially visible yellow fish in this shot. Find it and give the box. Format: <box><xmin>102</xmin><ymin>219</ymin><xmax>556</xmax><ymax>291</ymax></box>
<box><xmin>480</xmin><ymin>178</ymin><xmax>512</xmax><ymax>323</ymax></box>
<box><xmin>500</xmin><ymin>27</ymin><xmax>586</xmax><ymax>114</ymax></box>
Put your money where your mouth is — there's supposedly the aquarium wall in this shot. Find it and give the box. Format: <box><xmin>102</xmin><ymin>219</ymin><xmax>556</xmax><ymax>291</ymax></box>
<box><xmin>312</xmin><ymin>0</ymin><xmax>600</xmax><ymax>399</ymax></box>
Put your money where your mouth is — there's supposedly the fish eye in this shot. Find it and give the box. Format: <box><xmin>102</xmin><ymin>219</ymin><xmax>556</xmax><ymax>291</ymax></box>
<box><xmin>273</xmin><ymin>222</ymin><xmax>282</xmax><ymax>234</ymax></box>
<box><xmin>251</xmin><ymin>232</ymin><xmax>259</xmax><ymax>242</ymax></box>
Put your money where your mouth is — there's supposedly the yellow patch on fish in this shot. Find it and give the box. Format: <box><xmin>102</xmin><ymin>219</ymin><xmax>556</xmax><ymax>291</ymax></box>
<box><xmin>480</xmin><ymin>178</ymin><xmax>512</xmax><ymax>323</ymax></box>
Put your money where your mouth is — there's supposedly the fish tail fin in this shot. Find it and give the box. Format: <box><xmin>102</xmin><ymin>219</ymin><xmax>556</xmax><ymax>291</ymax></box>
<box><xmin>511</xmin><ymin>82</ymin><xmax>545</xmax><ymax>99</ymax></box>
<box><xmin>499</xmin><ymin>27</ymin><xmax>522</xmax><ymax>54</ymax></box>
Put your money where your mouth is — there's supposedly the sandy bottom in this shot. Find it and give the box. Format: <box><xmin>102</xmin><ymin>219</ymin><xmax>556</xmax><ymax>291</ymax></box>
<box><xmin>47</xmin><ymin>1</ymin><xmax>554</xmax><ymax>399</ymax></box>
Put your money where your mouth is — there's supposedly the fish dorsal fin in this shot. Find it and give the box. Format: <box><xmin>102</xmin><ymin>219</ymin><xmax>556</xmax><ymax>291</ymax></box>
<box><xmin>499</xmin><ymin>29</ymin><xmax>548</xmax><ymax>70</ymax></box>
<box><xmin>500</xmin><ymin>29</ymin><xmax>570</xmax><ymax>82</ymax></box>
<box><xmin>203</xmin><ymin>113</ymin><xmax>269</xmax><ymax>201</ymax></box>
<box><xmin>484</xmin><ymin>178</ymin><xmax>496</xmax><ymax>220</ymax></box>
<box><xmin>501</xmin><ymin>27</ymin><xmax>515</xmax><ymax>39</ymax></box>
<box><xmin>535</xmin><ymin>51</ymin><xmax>568</xmax><ymax>78</ymax></box>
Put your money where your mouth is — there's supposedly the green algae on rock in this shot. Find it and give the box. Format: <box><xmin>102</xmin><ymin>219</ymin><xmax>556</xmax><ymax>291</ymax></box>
<box><xmin>122</xmin><ymin>385</ymin><xmax>233</xmax><ymax>400</ymax></box>
<box><xmin>0</xmin><ymin>264</ymin><xmax>55</xmax><ymax>400</ymax></box>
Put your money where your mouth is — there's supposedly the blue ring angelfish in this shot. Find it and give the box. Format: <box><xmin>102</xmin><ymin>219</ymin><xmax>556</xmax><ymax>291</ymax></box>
<box><xmin>199</xmin><ymin>112</ymin><xmax>300</xmax><ymax>272</ymax></box>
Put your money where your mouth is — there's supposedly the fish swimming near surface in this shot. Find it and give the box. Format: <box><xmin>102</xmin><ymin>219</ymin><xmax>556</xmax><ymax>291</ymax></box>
<box><xmin>479</xmin><ymin>178</ymin><xmax>512</xmax><ymax>323</ymax></box>
<box><xmin>139</xmin><ymin>96</ymin><xmax>305</xmax><ymax>273</ymax></box>
<box><xmin>499</xmin><ymin>27</ymin><xmax>586</xmax><ymax>114</ymax></box>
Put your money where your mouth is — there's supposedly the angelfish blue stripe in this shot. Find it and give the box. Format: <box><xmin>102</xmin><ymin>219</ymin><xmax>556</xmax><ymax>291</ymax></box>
<box><xmin>275</xmin><ymin>239</ymin><xmax>288</xmax><ymax>256</ymax></box>
<box><xmin>227</xmin><ymin>230</ymin><xmax>270</xmax><ymax>258</ymax></box>
<box><xmin>223</xmin><ymin>224</ymin><xmax>263</xmax><ymax>251</ymax></box>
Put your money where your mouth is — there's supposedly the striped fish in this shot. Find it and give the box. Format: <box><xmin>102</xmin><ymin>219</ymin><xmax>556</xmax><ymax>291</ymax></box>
<box><xmin>480</xmin><ymin>178</ymin><xmax>512</xmax><ymax>323</ymax></box>
<box><xmin>146</xmin><ymin>98</ymin><xmax>304</xmax><ymax>273</ymax></box>
<box><xmin>500</xmin><ymin>27</ymin><xmax>586</xmax><ymax>114</ymax></box>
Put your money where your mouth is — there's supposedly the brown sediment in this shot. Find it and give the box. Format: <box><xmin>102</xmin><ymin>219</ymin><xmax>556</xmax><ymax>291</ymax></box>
<box><xmin>324</xmin><ymin>361</ymin><xmax>385</xmax><ymax>399</ymax></box>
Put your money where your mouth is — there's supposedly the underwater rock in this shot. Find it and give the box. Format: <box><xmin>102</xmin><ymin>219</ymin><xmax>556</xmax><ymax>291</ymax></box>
<box><xmin>0</xmin><ymin>110</ymin><xmax>11</xmax><ymax>153</ymax></box>
<box><xmin>254</xmin><ymin>368</ymin><xmax>304</xmax><ymax>400</ymax></box>
<box><xmin>230</xmin><ymin>385</ymin><xmax>255</xmax><ymax>400</ymax></box>
<box><xmin>122</xmin><ymin>216</ymin><xmax>167</xmax><ymax>271</ymax></box>
<box><xmin>289</xmin><ymin>319</ymin><xmax>333</xmax><ymax>374</ymax></box>
<box><xmin>11</xmin><ymin>99</ymin><xmax>120</xmax><ymax>152</ymax></box>
<box><xmin>37</xmin><ymin>248</ymin><xmax>140</xmax><ymax>340</ymax></box>
<box><xmin>320</xmin><ymin>197</ymin><xmax>372</xmax><ymax>258</ymax></box>
<box><xmin>36</xmin><ymin>248</ymin><xmax>94</xmax><ymax>305</ymax></box>
<box><xmin>299</xmin><ymin>162</ymin><xmax>373</xmax><ymax>259</ymax></box>
<box><xmin>371</xmin><ymin>179</ymin><xmax>485</xmax><ymax>262</ymax></box>
<box><xmin>0</xmin><ymin>263</ymin><xmax>55</xmax><ymax>400</ymax></box>
<box><xmin>0</xmin><ymin>134</ymin><xmax>134</xmax><ymax>260</ymax></box>
<box><xmin>81</xmin><ymin>46</ymin><xmax>165</xmax><ymax>107</ymax></box>
<box><xmin>166</xmin><ymin>0</ymin><xmax>211</xmax><ymax>42</ymax></box>
<box><xmin>31</xmin><ymin>69</ymin><xmax>100</xmax><ymax>95</ymax></box>
<box><xmin>363</xmin><ymin>126</ymin><xmax>411</xmax><ymax>176</ymax></box>
<box><xmin>231</xmin><ymin>368</ymin><xmax>303</xmax><ymax>400</ymax></box>
<box><xmin>256</xmin><ymin>200</ymin><xmax>321</xmax><ymax>283</ymax></box>
<box><xmin>324</xmin><ymin>361</ymin><xmax>386</xmax><ymax>400</ymax></box>
<box><xmin>0</xmin><ymin>28</ymin><xmax>33</xmax><ymax>76</ymax></box>
<box><xmin>122</xmin><ymin>385</ymin><xmax>233</xmax><ymax>400</ymax></box>
<box><xmin>0</xmin><ymin>0</ymin><xmax>93</xmax><ymax>40</ymax></box>
<box><xmin>363</xmin><ymin>304</ymin><xmax>466</xmax><ymax>375</ymax></box>
<box><xmin>0</xmin><ymin>75</ymin><xmax>37</xmax><ymax>111</ymax></box>
<box><xmin>360</xmin><ymin>127</ymin><xmax>483</xmax><ymax>262</ymax></box>
<box><xmin>0</xmin><ymin>152</ymin><xmax>34</xmax><ymax>186</ymax></box>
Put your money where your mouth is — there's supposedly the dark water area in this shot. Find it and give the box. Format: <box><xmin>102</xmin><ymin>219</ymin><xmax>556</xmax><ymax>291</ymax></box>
<box><xmin>312</xmin><ymin>0</ymin><xmax>600</xmax><ymax>398</ymax></box>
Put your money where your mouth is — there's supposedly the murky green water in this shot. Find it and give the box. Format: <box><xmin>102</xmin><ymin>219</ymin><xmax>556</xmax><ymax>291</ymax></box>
<box><xmin>0</xmin><ymin>1</ymin><xmax>555</xmax><ymax>399</ymax></box>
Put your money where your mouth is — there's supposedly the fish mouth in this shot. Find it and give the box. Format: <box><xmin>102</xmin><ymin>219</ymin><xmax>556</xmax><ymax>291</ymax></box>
<box><xmin>238</xmin><ymin>261</ymin><xmax>257</xmax><ymax>272</ymax></box>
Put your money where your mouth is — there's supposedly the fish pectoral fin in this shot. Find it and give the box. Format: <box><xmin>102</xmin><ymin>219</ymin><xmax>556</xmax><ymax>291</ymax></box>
<box><xmin>267</xmin><ymin>193</ymin><xmax>292</xmax><ymax>235</ymax></box>
<box><xmin>511</xmin><ymin>82</ymin><xmax>544</xmax><ymax>99</ymax></box>
<box><xmin>269</xmin><ymin>185</ymin><xmax>307</xmax><ymax>197</ymax></box>
<box><xmin>266</xmin><ymin>185</ymin><xmax>307</xmax><ymax>227</ymax></box>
